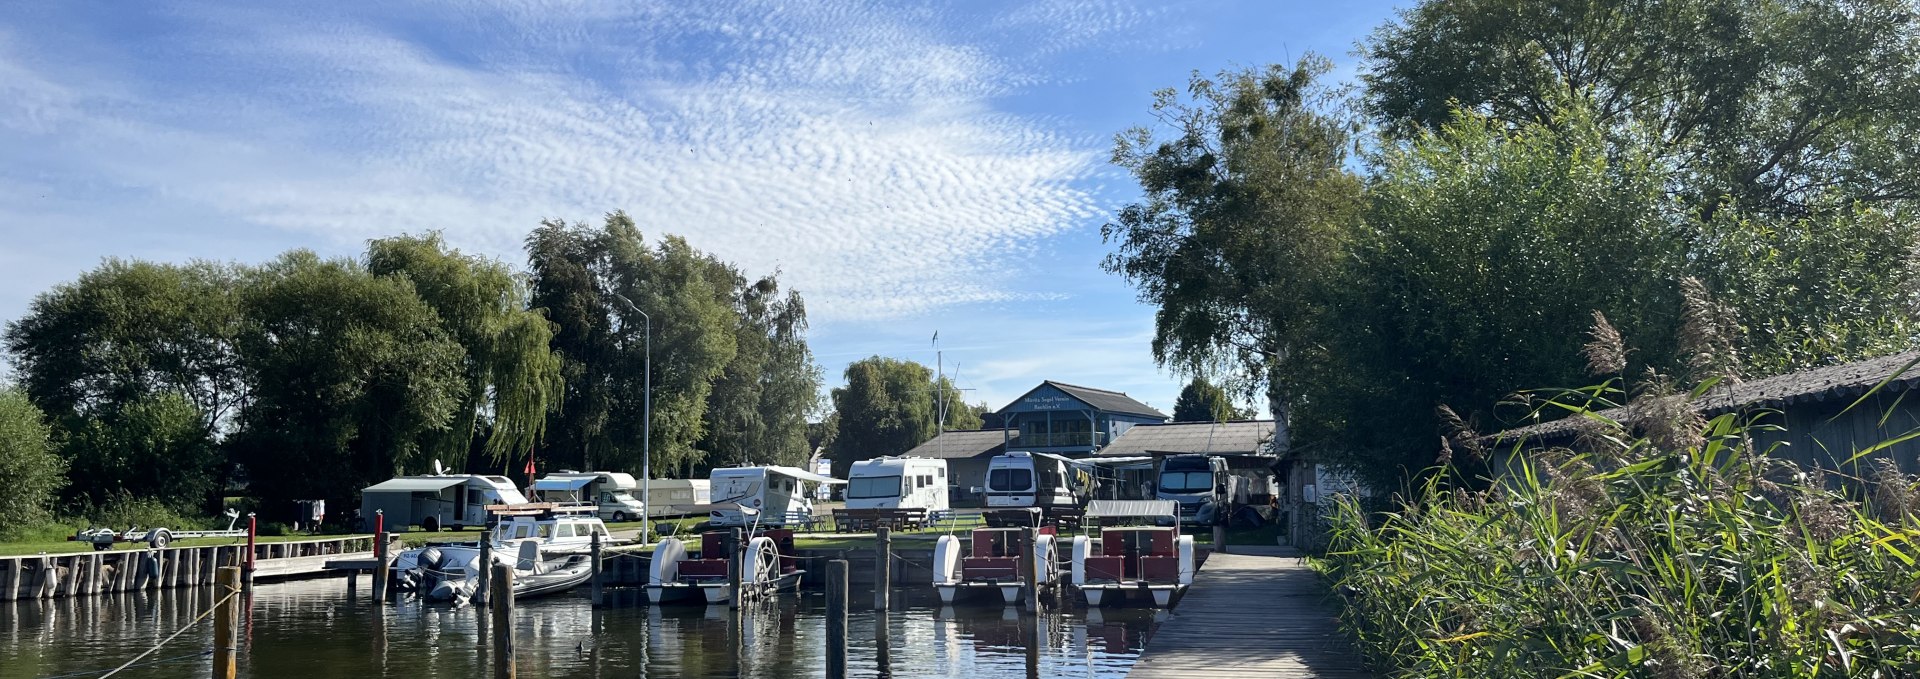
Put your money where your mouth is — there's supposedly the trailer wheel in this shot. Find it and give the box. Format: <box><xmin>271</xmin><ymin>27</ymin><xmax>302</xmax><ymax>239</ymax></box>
<box><xmin>149</xmin><ymin>529</ymin><xmax>172</xmax><ymax>550</ymax></box>
<box><xmin>92</xmin><ymin>541</ymin><xmax>111</xmax><ymax>552</ymax></box>
<box><xmin>422</xmin><ymin>516</ymin><xmax>441</xmax><ymax>532</ymax></box>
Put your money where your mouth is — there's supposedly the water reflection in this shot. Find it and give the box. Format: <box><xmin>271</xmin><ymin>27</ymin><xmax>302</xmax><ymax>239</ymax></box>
<box><xmin>1</xmin><ymin>580</ymin><xmax>1156</xmax><ymax>678</ymax></box>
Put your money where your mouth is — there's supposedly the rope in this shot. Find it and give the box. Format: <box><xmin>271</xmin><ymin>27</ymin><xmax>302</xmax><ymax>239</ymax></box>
<box><xmin>95</xmin><ymin>589</ymin><xmax>236</xmax><ymax>678</ymax></box>
<box><xmin>36</xmin><ymin>651</ymin><xmax>212</xmax><ymax>679</ymax></box>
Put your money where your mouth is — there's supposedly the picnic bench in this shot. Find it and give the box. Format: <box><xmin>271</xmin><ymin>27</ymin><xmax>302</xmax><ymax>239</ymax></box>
<box><xmin>832</xmin><ymin>507</ymin><xmax>928</xmax><ymax>532</ymax></box>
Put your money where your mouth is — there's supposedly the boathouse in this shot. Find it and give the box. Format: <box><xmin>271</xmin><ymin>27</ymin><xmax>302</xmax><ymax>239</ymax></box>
<box><xmin>995</xmin><ymin>381</ymin><xmax>1168</xmax><ymax>457</ymax></box>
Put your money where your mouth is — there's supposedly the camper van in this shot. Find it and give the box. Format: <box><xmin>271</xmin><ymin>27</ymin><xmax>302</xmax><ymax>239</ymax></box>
<box><xmin>360</xmin><ymin>474</ymin><xmax>527</xmax><ymax>532</ymax></box>
<box><xmin>708</xmin><ymin>466</ymin><xmax>846</xmax><ymax>528</ymax></box>
<box><xmin>984</xmin><ymin>452</ymin><xmax>1084</xmax><ymax>514</ymax></box>
<box><xmin>846</xmin><ymin>457</ymin><xmax>950</xmax><ymax>512</ymax></box>
<box><xmin>533</xmin><ymin>471</ymin><xmax>647</xmax><ymax>522</ymax></box>
<box><xmin>1156</xmin><ymin>455</ymin><xmax>1233</xmax><ymax>524</ymax></box>
<box><xmin>643</xmin><ymin>479</ymin><xmax>711</xmax><ymax>518</ymax></box>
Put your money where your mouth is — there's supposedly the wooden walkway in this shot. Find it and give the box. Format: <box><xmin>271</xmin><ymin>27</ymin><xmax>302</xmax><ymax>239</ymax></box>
<box><xmin>1128</xmin><ymin>545</ymin><xmax>1371</xmax><ymax>678</ymax></box>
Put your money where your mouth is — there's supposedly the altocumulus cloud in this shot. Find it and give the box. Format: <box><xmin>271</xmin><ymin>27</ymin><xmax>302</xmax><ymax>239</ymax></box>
<box><xmin>0</xmin><ymin>0</ymin><xmax>1158</xmax><ymax>322</ymax></box>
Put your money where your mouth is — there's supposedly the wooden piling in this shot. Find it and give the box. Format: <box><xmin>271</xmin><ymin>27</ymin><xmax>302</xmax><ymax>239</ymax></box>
<box><xmin>490</xmin><ymin>562</ymin><xmax>515</xmax><ymax>679</ymax></box>
<box><xmin>726</xmin><ymin>528</ymin><xmax>742</xmax><ymax>609</ymax></box>
<box><xmin>825</xmin><ymin>559</ymin><xmax>848</xmax><ymax>679</ymax></box>
<box><xmin>590</xmin><ymin>531</ymin><xmax>603</xmax><ymax>607</ymax></box>
<box><xmin>213</xmin><ymin>566</ymin><xmax>241</xmax><ymax>679</ymax></box>
<box><xmin>1212</xmin><ymin>524</ymin><xmax>1227</xmax><ymax>554</ymax></box>
<box><xmin>477</xmin><ymin>538</ymin><xmax>492</xmax><ymax>606</ymax></box>
<box><xmin>1020</xmin><ymin>527</ymin><xmax>1039</xmax><ymax>611</ymax></box>
<box><xmin>873</xmin><ymin>525</ymin><xmax>891</xmax><ymax>611</ymax></box>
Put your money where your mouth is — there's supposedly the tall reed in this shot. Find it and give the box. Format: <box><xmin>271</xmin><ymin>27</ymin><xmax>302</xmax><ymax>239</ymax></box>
<box><xmin>1321</xmin><ymin>379</ymin><xmax>1920</xmax><ymax>677</ymax></box>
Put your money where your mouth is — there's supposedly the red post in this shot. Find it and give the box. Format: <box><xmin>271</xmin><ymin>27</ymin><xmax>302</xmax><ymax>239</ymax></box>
<box><xmin>245</xmin><ymin>513</ymin><xmax>258</xmax><ymax>588</ymax></box>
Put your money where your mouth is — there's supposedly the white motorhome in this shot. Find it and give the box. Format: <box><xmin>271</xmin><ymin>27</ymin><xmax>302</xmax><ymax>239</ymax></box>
<box><xmin>846</xmin><ymin>457</ymin><xmax>950</xmax><ymax>512</ymax></box>
<box><xmin>643</xmin><ymin>479</ymin><xmax>711</xmax><ymax>518</ymax></box>
<box><xmin>360</xmin><ymin>473</ymin><xmax>527</xmax><ymax>532</ymax></box>
<box><xmin>708</xmin><ymin>466</ymin><xmax>846</xmax><ymax>527</ymax></box>
<box><xmin>533</xmin><ymin>471</ymin><xmax>647</xmax><ymax>522</ymax></box>
<box><xmin>984</xmin><ymin>452</ymin><xmax>1084</xmax><ymax>513</ymax></box>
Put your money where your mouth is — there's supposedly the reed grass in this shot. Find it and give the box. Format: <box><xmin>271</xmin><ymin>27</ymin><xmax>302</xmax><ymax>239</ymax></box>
<box><xmin>1320</xmin><ymin>376</ymin><xmax>1920</xmax><ymax>677</ymax></box>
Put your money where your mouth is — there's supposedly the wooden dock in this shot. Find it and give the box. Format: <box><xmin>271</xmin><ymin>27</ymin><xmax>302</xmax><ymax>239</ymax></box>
<box><xmin>1128</xmin><ymin>545</ymin><xmax>1370</xmax><ymax>678</ymax></box>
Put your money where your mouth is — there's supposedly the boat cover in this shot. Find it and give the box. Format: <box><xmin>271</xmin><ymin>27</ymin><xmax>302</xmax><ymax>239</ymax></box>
<box><xmin>363</xmin><ymin>477</ymin><xmax>467</xmax><ymax>493</ymax></box>
<box><xmin>1085</xmin><ymin>499</ymin><xmax>1178</xmax><ymax>520</ymax></box>
<box><xmin>533</xmin><ymin>475</ymin><xmax>596</xmax><ymax>491</ymax></box>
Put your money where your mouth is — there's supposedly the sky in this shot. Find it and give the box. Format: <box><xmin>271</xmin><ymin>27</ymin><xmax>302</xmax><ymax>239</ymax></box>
<box><xmin>0</xmin><ymin>0</ymin><xmax>1403</xmax><ymax>414</ymax></box>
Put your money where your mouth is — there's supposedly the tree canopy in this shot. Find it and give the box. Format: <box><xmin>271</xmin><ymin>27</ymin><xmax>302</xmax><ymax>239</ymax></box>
<box><xmin>826</xmin><ymin>356</ymin><xmax>973</xmax><ymax>479</ymax></box>
<box><xmin>1171</xmin><ymin>377</ymin><xmax>1242</xmax><ymax>423</ymax></box>
<box><xmin>0</xmin><ymin>388</ymin><xmax>64</xmax><ymax>538</ymax></box>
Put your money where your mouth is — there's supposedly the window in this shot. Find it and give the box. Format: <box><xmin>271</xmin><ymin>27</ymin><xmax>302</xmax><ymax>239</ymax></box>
<box><xmin>848</xmin><ymin>475</ymin><xmax>903</xmax><ymax>499</ymax></box>
<box><xmin>536</xmin><ymin>524</ymin><xmax>553</xmax><ymax>539</ymax></box>
<box><xmin>920</xmin><ymin>475</ymin><xmax>933</xmax><ymax>487</ymax></box>
<box><xmin>988</xmin><ymin>468</ymin><xmax>1033</xmax><ymax>491</ymax></box>
<box><xmin>1159</xmin><ymin>471</ymin><xmax>1213</xmax><ymax>494</ymax></box>
<box><xmin>937</xmin><ymin>469</ymin><xmax>946</xmax><ymax>478</ymax></box>
<box><xmin>555</xmin><ymin>523</ymin><xmax>575</xmax><ymax>538</ymax></box>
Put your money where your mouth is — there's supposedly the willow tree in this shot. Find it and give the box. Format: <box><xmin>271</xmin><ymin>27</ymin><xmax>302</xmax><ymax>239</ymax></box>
<box><xmin>1103</xmin><ymin>56</ymin><xmax>1366</xmax><ymax>452</ymax></box>
<box><xmin>366</xmin><ymin>233</ymin><xmax>563</xmax><ymax>469</ymax></box>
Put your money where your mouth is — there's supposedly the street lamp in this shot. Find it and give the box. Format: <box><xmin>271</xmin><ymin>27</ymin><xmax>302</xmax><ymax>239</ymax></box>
<box><xmin>611</xmin><ymin>292</ymin><xmax>653</xmax><ymax>544</ymax></box>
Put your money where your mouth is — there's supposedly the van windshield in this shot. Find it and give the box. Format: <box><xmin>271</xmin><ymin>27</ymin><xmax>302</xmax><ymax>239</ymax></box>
<box><xmin>847</xmin><ymin>475</ymin><xmax>903</xmax><ymax>499</ymax></box>
<box><xmin>988</xmin><ymin>468</ymin><xmax>1033</xmax><ymax>491</ymax></box>
<box><xmin>1159</xmin><ymin>471</ymin><xmax>1213</xmax><ymax>494</ymax></box>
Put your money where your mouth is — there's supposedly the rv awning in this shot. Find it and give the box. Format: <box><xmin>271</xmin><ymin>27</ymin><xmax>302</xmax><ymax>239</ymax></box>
<box><xmin>1085</xmin><ymin>500</ymin><xmax>1178</xmax><ymax>520</ymax></box>
<box><xmin>363</xmin><ymin>478</ymin><xmax>465</xmax><ymax>493</ymax></box>
<box><xmin>532</xmin><ymin>476</ymin><xmax>595</xmax><ymax>492</ymax></box>
<box><xmin>766</xmin><ymin>466</ymin><xmax>846</xmax><ymax>485</ymax></box>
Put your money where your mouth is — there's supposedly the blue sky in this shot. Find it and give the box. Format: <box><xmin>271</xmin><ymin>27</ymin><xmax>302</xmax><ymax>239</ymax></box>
<box><xmin>0</xmin><ymin>0</ymin><xmax>1402</xmax><ymax>413</ymax></box>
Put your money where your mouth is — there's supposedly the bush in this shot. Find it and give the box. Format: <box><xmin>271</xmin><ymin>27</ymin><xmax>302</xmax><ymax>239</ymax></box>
<box><xmin>76</xmin><ymin>496</ymin><xmax>213</xmax><ymax>532</ymax></box>
<box><xmin>0</xmin><ymin>389</ymin><xmax>65</xmax><ymax>539</ymax></box>
<box><xmin>1320</xmin><ymin>383</ymin><xmax>1920</xmax><ymax>677</ymax></box>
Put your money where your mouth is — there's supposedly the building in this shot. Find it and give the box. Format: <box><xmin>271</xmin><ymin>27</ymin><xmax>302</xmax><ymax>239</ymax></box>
<box><xmin>996</xmin><ymin>381</ymin><xmax>1169</xmax><ymax>457</ymax></box>
<box><xmin>1492</xmin><ymin>350</ymin><xmax>1920</xmax><ymax>482</ymax></box>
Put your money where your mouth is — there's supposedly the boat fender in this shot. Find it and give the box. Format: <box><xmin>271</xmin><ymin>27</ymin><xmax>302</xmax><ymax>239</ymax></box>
<box><xmin>650</xmin><ymin>538</ymin><xmax>686</xmax><ymax>586</ymax></box>
<box><xmin>1177</xmin><ymin>535</ymin><xmax>1195</xmax><ymax>585</ymax></box>
<box><xmin>1070</xmin><ymin>535</ymin><xmax>1090</xmax><ymax>586</ymax></box>
<box><xmin>931</xmin><ymin>535</ymin><xmax>961</xmax><ymax>586</ymax></box>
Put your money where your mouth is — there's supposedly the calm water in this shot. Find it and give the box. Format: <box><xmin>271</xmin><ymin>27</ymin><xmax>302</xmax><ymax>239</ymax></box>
<box><xmin>0</xmin><ymin>579</ymin><xmax>1162</xmax><ymax>678</ymax></box>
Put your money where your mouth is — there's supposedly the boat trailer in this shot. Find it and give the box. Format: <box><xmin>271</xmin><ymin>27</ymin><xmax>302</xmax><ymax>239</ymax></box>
<box><xmin>70</xmin><ymin>509</ymin><xmax>250</xmax><ymax>550</ymax></box>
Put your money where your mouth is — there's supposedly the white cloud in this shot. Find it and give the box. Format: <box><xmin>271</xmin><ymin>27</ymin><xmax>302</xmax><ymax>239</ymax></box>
<box><xmin>0</xmin><ymin>1</ymin><xmax>1150</xmax><ymax>322</ymax></box>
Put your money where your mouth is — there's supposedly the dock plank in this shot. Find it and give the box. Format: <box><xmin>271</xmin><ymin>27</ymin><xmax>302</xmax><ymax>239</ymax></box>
<box><xmin>1128</xmin><ymin>546</ymin><xmax>1370</xmax><ymax>679</ymax></box>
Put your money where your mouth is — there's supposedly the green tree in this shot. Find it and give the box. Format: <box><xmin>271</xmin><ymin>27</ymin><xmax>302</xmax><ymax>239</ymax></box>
<box><xmin>3</xmin><ymin>259</ymin><xmax>244</xmax><ymax>510</ymax></box>
<box><xmin>701</xmin><ymin>277</ymin><xmax>823</xmax><ymax>470</ymax></box>
<box><xmin>1171</xmin><ymin>377</ymin><xmax>1240</xmax><ymax>422</ymax></box>
<box><xmin>827</xmin><ymin>356</ymin><xmax>966</xmax><ymax>479</ymax></box>
<box><xmin>365</xmin><ymin>233</ymin><xmax>563</xmax><ymax>468</ymax></box>
<box><xmin>0</xmin><ymin>388</ymin><xmax>64</xmax><ymax>538</ymax></box>
<box><xmin>1103</xmin><ymin>56</ymin><xmax>1366</xmax><ymax>452</ymax></box>
<box><xmin>227</xmin><ymin>251</ymin><xmax>467</xmax><ymax>511</ymax></box>
<box><xmin>1363</xmin><ymin>0</ymin><xmax>1920</xmax><ymax>218</ymax></box>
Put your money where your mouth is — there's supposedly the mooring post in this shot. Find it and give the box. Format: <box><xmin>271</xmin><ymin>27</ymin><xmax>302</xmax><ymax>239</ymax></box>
<box><xmin>244</xmin><ymin>513</ymin><xmax>257</xmax><ymax>590</ymax></box>
<box><xmin>873</xmin><ymin>525</ymin><xmax>891</xmax><ymax>611</ymax></box>
<box><xmin>372</xmin><ymin>510</ymin><xmax>388</xmax><ymax>604</ymax></box>
<box><xmin>491</xmin><ymin>561</ymin><xmax>515</xmax><ymax>679</ymax></box>
<box><xmin>1020</xmin><ymin>526</ymin><xmax>1040</xmax><ymax>611</ymax></box>
<box><xmin>826</xmin><ymin>559</ymin><xmax>848</xmax><ymax>679</ymax></box>
<box><xmin>590</xmin><ymin>530</ymin><xmax>603</xmax><ymax>607</ymax></box>
<box><xmin>1213</xmin><ymin>523</ymin><xmax>1227</xmax><ymax>555</ymax></box>
<box><xmin>213</xmin><ymin>566</ymin><xmax>241</xmax><ymax>679</ymax></box>
<box><xmin>476</xmin><ymin>537</ymin><xmax>493</xmax><ymax>607</ymax></box>
<box><xmin>726</xmin><ymin>527</ymin><xmax>743</xmax><ymax>609</ymax></box>
<box><xmin>874</xmin><ymin>609</ymin><xmax>892</xmax><ymax>675</ymax></box>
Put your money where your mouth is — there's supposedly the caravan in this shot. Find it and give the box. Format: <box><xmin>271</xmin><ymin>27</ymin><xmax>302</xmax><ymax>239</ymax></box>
<box><xmin>643</xmin><ymin>479</ymin><xmax>711</xmax><ymax>518</ymax></box>
<box><xmin>532</xmin><ymin>471</ymin><xmax>647</xmax><ymax>522</ymax></box>
<box><xmin>707</xmin><ymin>466</ymin><xmax>846</xmax><ymax>527</ymax></box>
<box><xmin>360</xmin><ymin>473</ymin><xmax>527</xmax><ymax>532</ymax></box>
<box><xmin>845</xmin><ymin>457</ymin><xmax>949</xmax><ymax>512</ymax></box>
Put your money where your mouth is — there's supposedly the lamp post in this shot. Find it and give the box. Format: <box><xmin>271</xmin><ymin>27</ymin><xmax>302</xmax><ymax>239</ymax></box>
<box><xmin>612</xmin><ymin>293</ymin><xmax>653</xmax><ymax>544</ymax></box>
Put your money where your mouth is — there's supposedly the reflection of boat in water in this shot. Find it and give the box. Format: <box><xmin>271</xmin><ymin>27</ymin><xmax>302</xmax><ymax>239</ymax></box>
<box><xmin>1069</xmin><ymin>501</ymin><xmax>1194</xmax><ymax>607</ymax></box>
<box><xmin>930</xmin><ymin>526</ymin><xmax>1059</xmax><ymax>605</ymax></box>
<box><xmin>648</xmin><ymin>528</ymin><xmax>803</xmax><ymax>605</ymax></box>
<box><xmin>392</xmin><ymin>503</ymin><xmax>612</xmax><ymax>603</ymax></box>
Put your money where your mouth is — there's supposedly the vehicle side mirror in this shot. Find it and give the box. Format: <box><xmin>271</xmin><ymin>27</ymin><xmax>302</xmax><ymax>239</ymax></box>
<box><xmin>1215</xmin><ymin>483</ymin><xmax>1228</xmax><ymax>495</ymax></box>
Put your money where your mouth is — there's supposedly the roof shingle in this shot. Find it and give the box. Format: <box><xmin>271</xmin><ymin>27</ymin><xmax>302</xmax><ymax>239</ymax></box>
<box><xmin>1096</xmin><ymin>420</ymin><xmax>1275</xmax><ymax>457</ymax></box>
<box><xmin>899</xmin><ymin>428</ymin><xmax>1017</xmax><ymax>459</ymax></box>
<box><xmin>1042</xmin><ymin>381</ymin><xmax>1167</xmax><ymax>419</ymax></box>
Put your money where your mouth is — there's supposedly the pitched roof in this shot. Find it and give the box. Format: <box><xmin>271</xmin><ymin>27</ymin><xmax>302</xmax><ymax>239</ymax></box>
<box><xmin>1497</xmin><ymin>350</ymin><xmax>1920</xmax><ymax>443</ymax></box>
<box><xmin>900</xmin><ymin>428</ymin><xmax>1017</xmax><ymax>459</ymax></box>
<box><xmin>1041</xmin><ymin>381</ymin><xmax>1168</xmax><ymax>419</ymax></box>
<box><xmin>1096</xmin><ymin>420</ymin><xmax>1275</xmax><ymax>457</ymax></box>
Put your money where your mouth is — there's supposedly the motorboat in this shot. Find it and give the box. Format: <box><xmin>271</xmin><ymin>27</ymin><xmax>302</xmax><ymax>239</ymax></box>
<box><xmin>392</xmin><ymin>503</ymin><xmax>613</xmax><ymax>602</ymax></box>
<box><xmin>1069</xmin><ymin>500</ymin><xmax>1195</xmax><ymax>607</ymax></box>
<box><xmin>648</xmin><ymin>527</ymin><xmax>803</xmax><ymax>605</ymax></box>
<box><xmin>930</xmin><ymin>525</ymin><xmax>1059</xmax><ymax>605</ymax></box>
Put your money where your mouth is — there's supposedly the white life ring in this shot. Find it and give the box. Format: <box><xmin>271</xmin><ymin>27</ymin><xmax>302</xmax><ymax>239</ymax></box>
<box><xmin>650</xmin><ymin>537</ymin><xmax>686</xmax><ymax>586</ymax></box>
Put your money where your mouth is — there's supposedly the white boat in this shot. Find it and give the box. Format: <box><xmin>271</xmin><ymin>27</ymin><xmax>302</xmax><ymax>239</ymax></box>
<box><xmin>648</xmin><ymin>526</ymin><xmax>804</xmax><ymax>605</ymax></box>
<box><xmin>930</xmin><ymin>525</ymin><xmax>1059</xmax><ymax>605</ymax></box>
<box><xmin>1069</xmin><ymin>500</ymin><xmax>1195</xmax><ymax>607</ymax></box>
<box><xmin>392</xmin><ymin>503</ymin><xmax>613</xmax><ymax>603</ymax></box>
